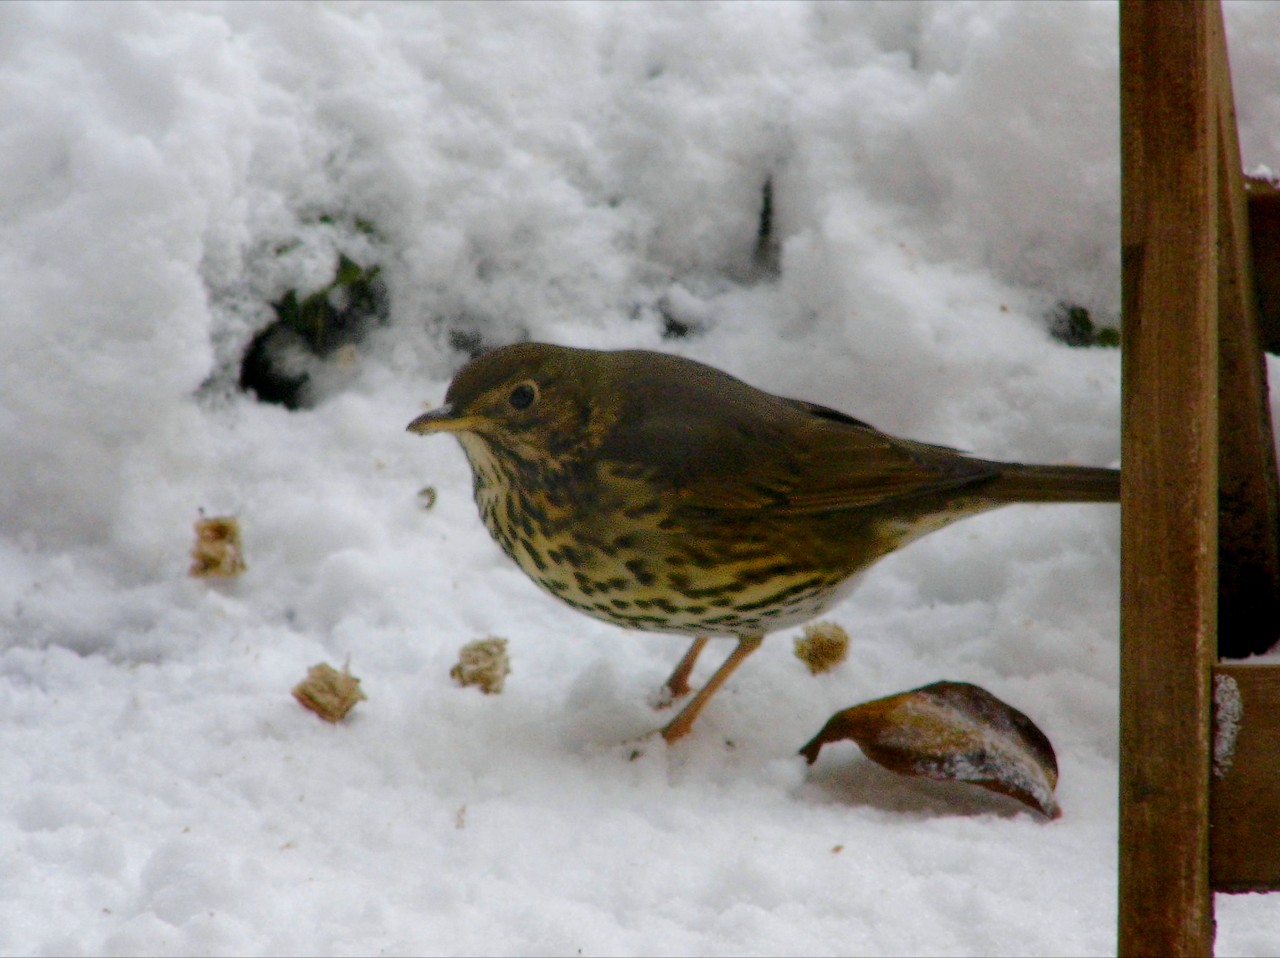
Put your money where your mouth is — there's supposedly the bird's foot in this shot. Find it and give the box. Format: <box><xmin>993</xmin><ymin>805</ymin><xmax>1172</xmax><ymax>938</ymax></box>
<box><xmin>659</xmin><ymin>712</ymin><xmax>695</xmax><ymax>744</ymax></box>
<box><xmin>656</xmin><ymin>636</ymin><xmax>709</xmax><ymax>708</ymax></box>
<box><xmin>649</xmin><ymin>684</ymin><xmax>680</xmax><ymax>710</ymax></box>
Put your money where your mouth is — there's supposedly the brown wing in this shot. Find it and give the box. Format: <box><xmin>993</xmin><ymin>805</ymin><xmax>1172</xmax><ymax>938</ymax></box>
<box><xmin>597</xmin><ymin>354</ymin><xmax>998</xmax><ymax>515</ymax></box>
<box><xmin>675</xmin><ymin>398</ymin><xmax>998</xmax><ymax>514</ymax></box>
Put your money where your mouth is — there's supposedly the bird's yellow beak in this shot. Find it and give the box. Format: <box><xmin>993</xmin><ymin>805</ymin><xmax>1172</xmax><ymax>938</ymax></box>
<box><xmin>407</xmin><ymin>403</ymin><xmax>474</xmax><ymax>435</ymax></box>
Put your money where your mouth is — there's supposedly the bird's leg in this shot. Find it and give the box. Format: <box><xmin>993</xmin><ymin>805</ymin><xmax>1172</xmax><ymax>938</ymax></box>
<box><xmin>661</xmin><ymin>636</ymin><xmax>710</xmax><ymax>701</ymax></box>
<box><xmin>660</xmin><ymin>635</ymin><xmax>763</xmax><ymax>743</ymax></box>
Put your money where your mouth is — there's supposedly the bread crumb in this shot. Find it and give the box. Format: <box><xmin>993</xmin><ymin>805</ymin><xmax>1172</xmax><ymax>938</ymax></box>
<box><xmin>451</xmin><ymin>637</ymin><xmax>511</xmax><ymax>694</ymax></box>
<box><xmin>189</xmin><ymin>515</ymin><xmax>246</xmax><ymax>578</ymax></box>
<box><xmin>794</xmin><ymin>621</ymin><xmax>850</xmax><ymax>675</ymax></box>
<box><xmin>292</xmin><ymin>662</ymin><xmax>366</xmax><ymax>722</ymax></box>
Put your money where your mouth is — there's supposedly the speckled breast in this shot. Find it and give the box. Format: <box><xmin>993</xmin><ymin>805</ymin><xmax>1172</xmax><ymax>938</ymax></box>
<box><xmin>455</xmin><ymin>434</ymin><xmax>864</xmax><ymax>639</ymax></box>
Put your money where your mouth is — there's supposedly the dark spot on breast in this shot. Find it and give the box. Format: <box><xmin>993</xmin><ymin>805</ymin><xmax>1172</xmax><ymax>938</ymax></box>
<box><xmin>623</xmin><ymin>499</ymin><xmax>662</xmax><ymax>519</ymax></box>
<box><xmin>734</xmin><ymin>578</ymin><xmax>823</xmax><ymax>612</ymax></box>
<box><xmin>684</xmin><ymin>546</ymin><xmax>719</xmax><ymax>569</ymax></box>
<box><xmin>611</xmin><ymin>612</ymin><xmax>664</xmax><ymax>627</ymax></box>
<box><xmin>733</xmin><ymin>561</ymin><xmax>802</xmax><ymax>588</ymax></box>
<box><xmin>520</xmin><ymin>542</ymin><xmax>548</xmax><ymax>571</ymax></box>
<box><xmin>666</xmin><ymin>572</ymin><xmax>726</xmax><ymax>600</ymax></box>
<box><xmin>624</xmin><ymin>558</ymin><xmax>656</xmax><ymax>587</ymax></box>
<box><xmin>691</xmin><ymin>584</ymin><xmax>732</xmax><ymax>600</ymax></box>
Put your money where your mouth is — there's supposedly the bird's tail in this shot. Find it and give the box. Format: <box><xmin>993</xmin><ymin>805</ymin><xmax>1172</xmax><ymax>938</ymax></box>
<box><xmin>982</xmin><ymin>462</ymin><xmax>1120</xmax><ymax>504</ymax></box>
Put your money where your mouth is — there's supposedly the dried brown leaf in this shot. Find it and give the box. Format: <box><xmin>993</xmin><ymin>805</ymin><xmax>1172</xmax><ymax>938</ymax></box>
<box><xmin>799</xmin><ymin>681</ymin><xmax>1060</xmax><ymax>819</ymax></box>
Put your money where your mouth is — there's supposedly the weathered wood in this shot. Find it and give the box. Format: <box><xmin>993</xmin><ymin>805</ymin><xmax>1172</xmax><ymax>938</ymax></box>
<box><xmin>1210</xmin><ymin>663</ymin><xmax>1280</xmax><ymax>891</ymax></box>
<box><xmin>1248</xmin><ymin>177</ymin><xmax>1280</xmax><ymax>353</ymax></box>
<box><xmin>1118</xmin><ymin>2</ymin><xmax>1218</xmax><ymax>954</ymax></box>
<box><xmin>1211</xmin><ymin>5</ymin><xmax>1280</xmax><ymax>660</ymax></box>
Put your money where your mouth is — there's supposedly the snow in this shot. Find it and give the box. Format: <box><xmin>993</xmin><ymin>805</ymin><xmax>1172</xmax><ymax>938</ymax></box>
<box><xmin>2</xmin><ymin>1</ymin><xmax>1278</xmax><ymax>954</ymax></box>
<box><xmin>1214</xmin><ymin>672</ymin><xmax>1244</xmax><ymax>780</ymax></box>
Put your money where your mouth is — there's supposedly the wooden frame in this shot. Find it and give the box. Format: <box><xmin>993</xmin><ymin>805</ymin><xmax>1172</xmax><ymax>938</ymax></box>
<box><xmin>1119</xmin><ymin>1</ymin><xmax>1280</xmax><ymax>953</ymax></box>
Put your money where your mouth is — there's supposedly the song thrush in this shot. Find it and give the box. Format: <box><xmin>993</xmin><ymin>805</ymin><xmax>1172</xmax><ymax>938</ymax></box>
<box><xmin>408</xmin><ymin>343</ymin><xmax>1118</xmax><ymax>742</ymax></box>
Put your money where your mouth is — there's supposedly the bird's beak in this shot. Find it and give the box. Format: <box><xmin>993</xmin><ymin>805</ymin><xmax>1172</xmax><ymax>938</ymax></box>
<box><xmin>407</xmin><ymin>403</ymin><xmax>474</xmax><ymax>435</ymax></box>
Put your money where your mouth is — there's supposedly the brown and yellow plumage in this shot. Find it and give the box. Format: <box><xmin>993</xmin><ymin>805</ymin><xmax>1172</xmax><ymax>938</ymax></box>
<box><xmin>409</xmin><ymin>343</ymin><xmax>1118</xmax><ymax>742</ymax></box>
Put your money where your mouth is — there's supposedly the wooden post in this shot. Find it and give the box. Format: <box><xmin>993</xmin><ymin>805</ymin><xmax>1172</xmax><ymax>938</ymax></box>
<box><xmin>1211</xmin><ymin>5</ymin><xmax>1280</xmax><ymax>661</ymax></box>
<box><xmin>1118</xmin><ymin>1</ymin><xmax>1218</xmax><ymax>953</ymax></box>
<box><xmin>1247</xmin><ymin>177</ymin><xmax>1280</xmax><ymax>352</ymax></box>
<box><xmin>1211</xmin><ymin>663</ymin><xmax>1280</xmax><ymax>890</ymax></box>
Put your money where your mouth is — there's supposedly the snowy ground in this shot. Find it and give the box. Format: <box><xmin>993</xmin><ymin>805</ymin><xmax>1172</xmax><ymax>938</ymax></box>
<box><xmin>2</xmin><ymin>2</ymin><xmax>1279</xmax><ymax>955</ymax></box>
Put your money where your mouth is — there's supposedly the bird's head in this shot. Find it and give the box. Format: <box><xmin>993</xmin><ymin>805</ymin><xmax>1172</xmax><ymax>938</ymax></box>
<box><xmin>407</xmin><ymin>342</ymin><xmax>614</xmax><ymax>461</ymax></box>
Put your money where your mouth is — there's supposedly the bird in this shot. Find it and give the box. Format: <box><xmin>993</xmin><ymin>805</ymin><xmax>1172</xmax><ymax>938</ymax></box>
<box><xmin>407</xmin><ymin>342</ymin><xmax>1119</xmax><ymax>743</ymax></box>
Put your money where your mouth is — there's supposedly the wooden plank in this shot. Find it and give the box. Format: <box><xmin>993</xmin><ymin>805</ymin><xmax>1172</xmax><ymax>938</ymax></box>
<box><xmin>1247</xmin><ymin>177</ymin><xmax>1280</xmax><ymax>353</ymax></box>
<box><xmin>1118</xmin><ymin>1</ymin><xmax>1219</xmax><ymax>954</ymax></box>
<box><xmin>1211</xmin><ymin>663</ymin><xmax>1280</xmax><ymax>891</ymax></box>
<box><xmin>1211</xmin><ymin>5</ymin><xmax>1280</xmax><ymax>660</ymax></box>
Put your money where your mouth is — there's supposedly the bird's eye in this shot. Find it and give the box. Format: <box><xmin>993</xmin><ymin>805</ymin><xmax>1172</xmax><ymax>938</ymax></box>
<box><xmin>508</xmin><ymin>382</ymin><xmax>537</xmax><ymax>410</ymax></box>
